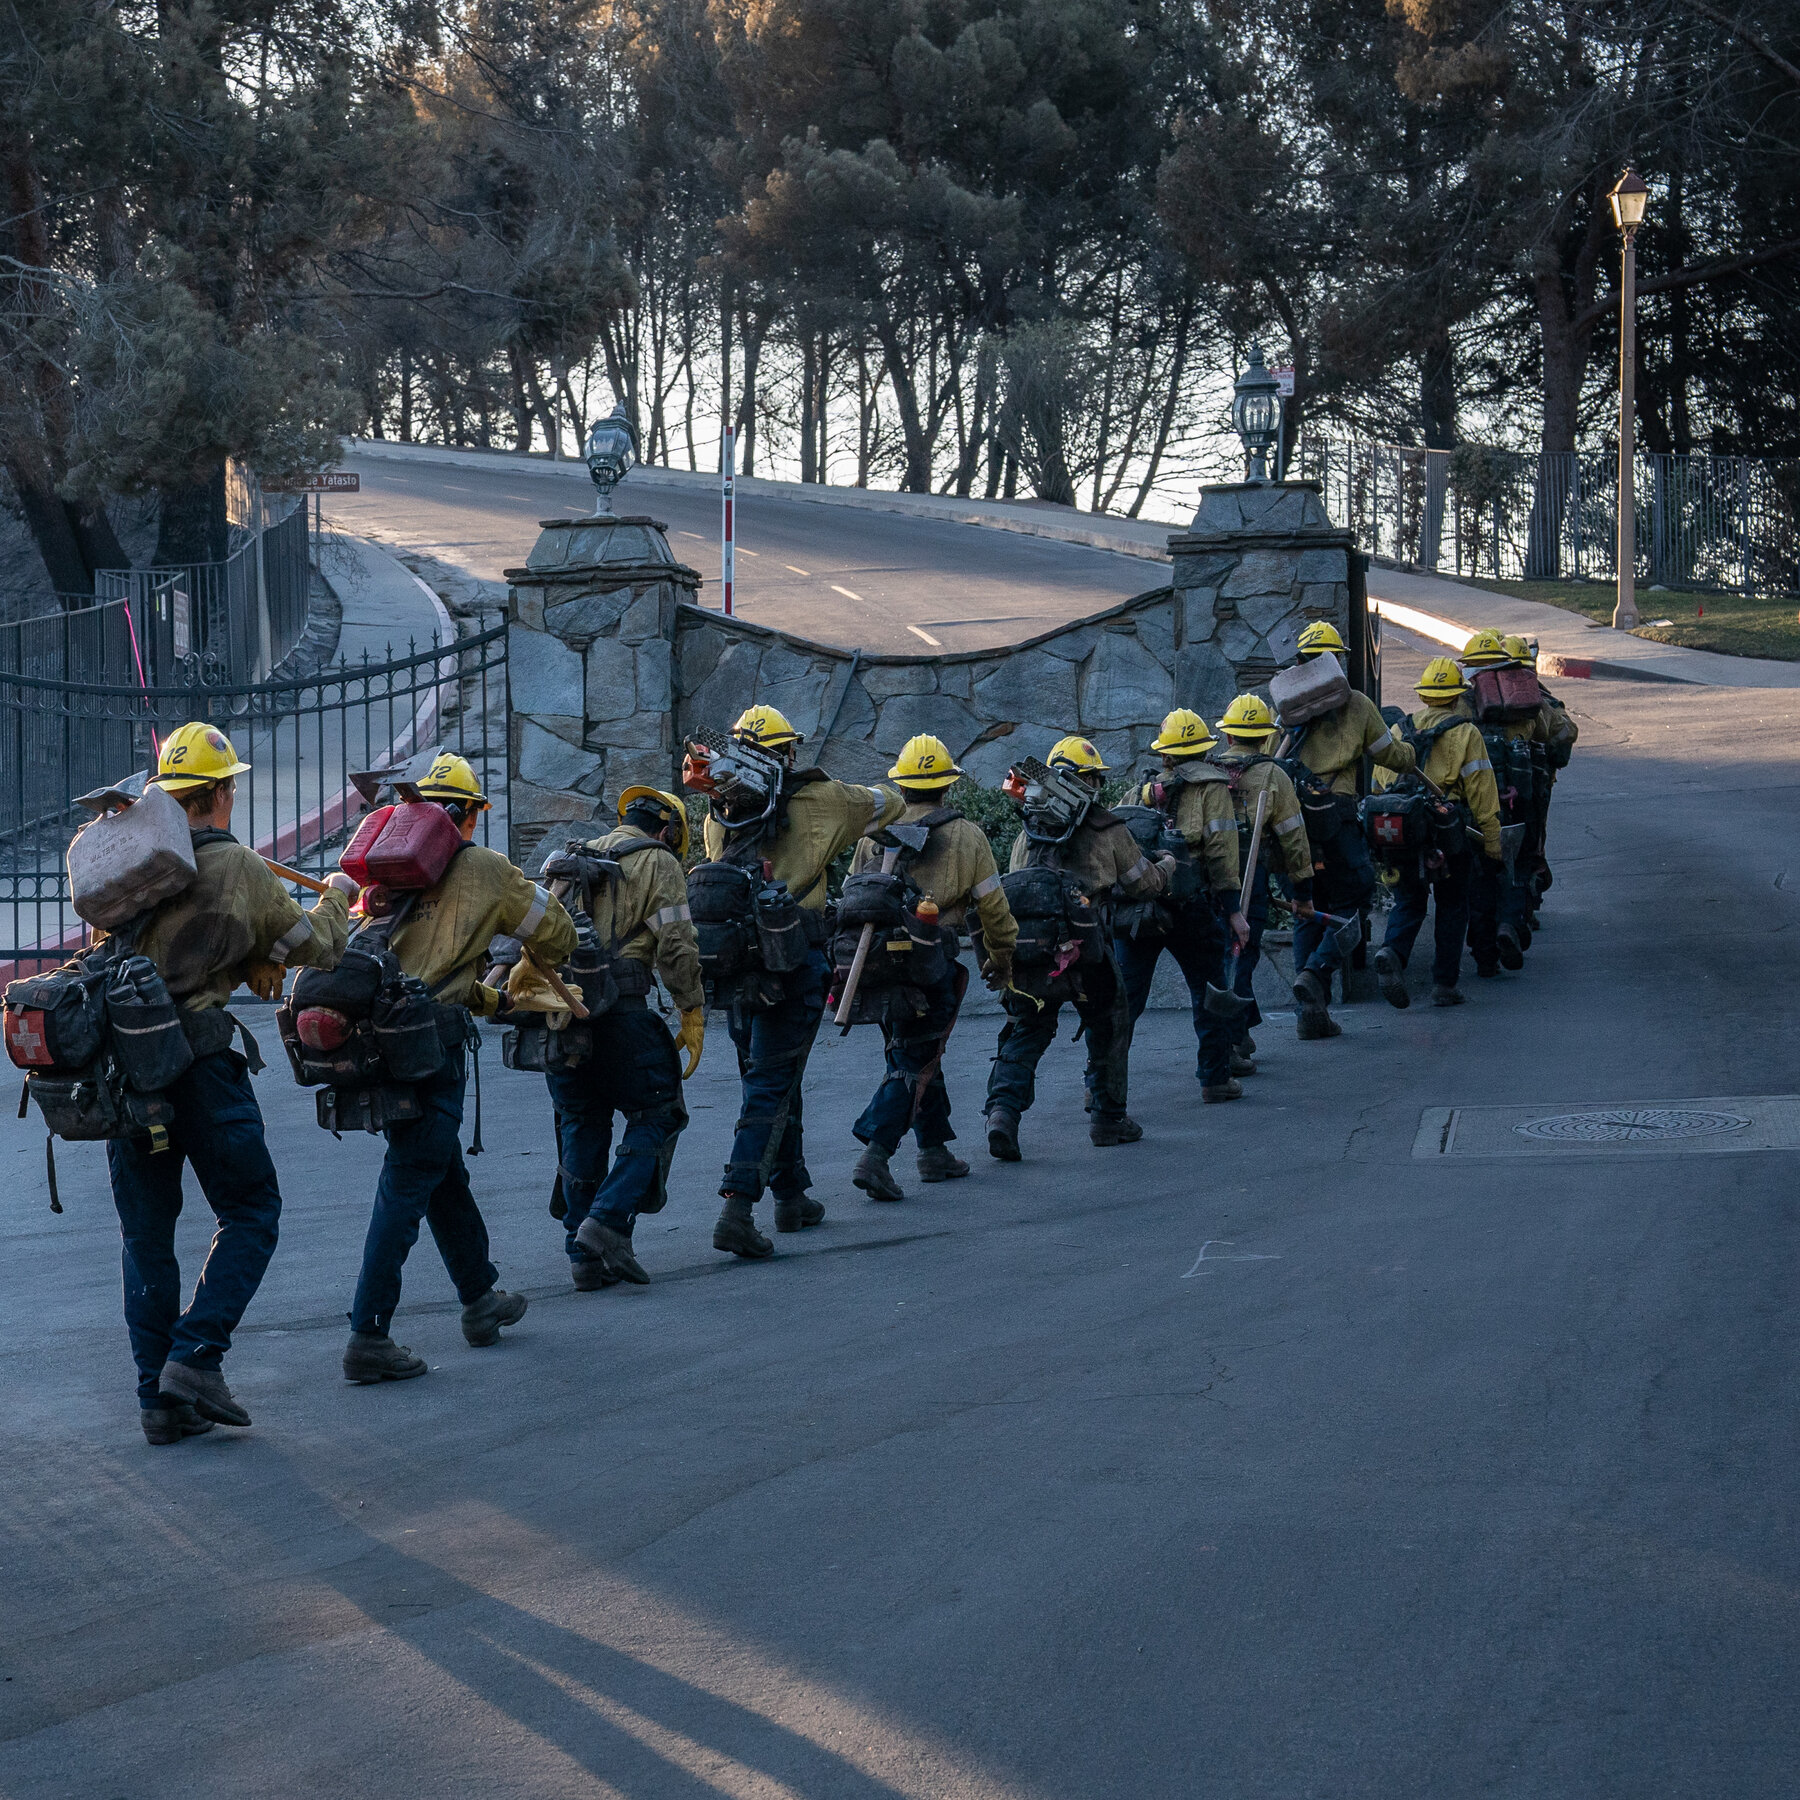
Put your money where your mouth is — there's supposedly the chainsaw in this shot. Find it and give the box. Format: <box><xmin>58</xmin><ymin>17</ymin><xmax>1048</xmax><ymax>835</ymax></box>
<box><xmin>1004</xmin><ymin>756</ymin><xmax>1095</xmax><ymax>846</ymax></box>
<box><xmin>682</xmin><ymin>727</ymin><xmax>784</xmax><ymax>836</ymax></box>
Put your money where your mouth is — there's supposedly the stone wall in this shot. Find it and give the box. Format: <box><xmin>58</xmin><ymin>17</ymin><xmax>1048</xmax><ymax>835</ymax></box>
<box><xmin>505</xmin><ymin>483</ymin><xmax>1355</xmax><ymax>864</ymax></box>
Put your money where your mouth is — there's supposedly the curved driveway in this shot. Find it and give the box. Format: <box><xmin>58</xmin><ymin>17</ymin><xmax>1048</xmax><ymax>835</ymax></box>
<box><xmin>328</xmin><ymin>448</ymin><xmax>1168</xmax><ymax>655</ymax></box>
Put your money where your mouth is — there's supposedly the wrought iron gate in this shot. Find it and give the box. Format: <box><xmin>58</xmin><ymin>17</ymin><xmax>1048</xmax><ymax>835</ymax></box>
<box><xmin>0</xmin><ymin>622</ymin><xmax>507</xmax><ymax>979</ymax></box>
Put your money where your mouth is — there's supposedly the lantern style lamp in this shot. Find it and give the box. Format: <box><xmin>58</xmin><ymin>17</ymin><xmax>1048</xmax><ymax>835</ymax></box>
<box><xmin>584</xmin><ymin>406</ymin><xmax>639</xmax><ymax>516</ymax></box>
<box><xmin>1232</xmin><ymin>340</ymin><xmax>1282</xmax><ymax>484</ymax></box>
<box><xmin>1607</xmin><ymin>166</ymin><xmax>1650</xmax><ymax>628</ymax></box>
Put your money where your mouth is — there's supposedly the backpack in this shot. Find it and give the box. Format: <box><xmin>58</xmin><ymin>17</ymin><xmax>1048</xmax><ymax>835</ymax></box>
<box><xmin>828</xmin><ymin>810</ymin><xmax>959</xmax><ymax>1023</ymax></box>
<box><xmin>998</xmin><ymin>865</ymin><xmax>1103</xmax><ymax>1002</ymax></box>
<box><xmin>685</xmin><ymin>851</ymin><xmax>814</xmax><ymax>1013</ymax></box>
<box><xmin>276</xmin><ymin>876</ymin><xmax>474</xmax><ymax>1135</ymax></box>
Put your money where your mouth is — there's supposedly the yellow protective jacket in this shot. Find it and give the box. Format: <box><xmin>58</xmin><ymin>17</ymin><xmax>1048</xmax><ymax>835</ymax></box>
<box><xmin>1209</xmin><ymin>751</ymin><xmax>1313</xmax><ymax>886</ymax></box>
<box><xmin>1139</xmin><ymin>762</ymin><xmax>1239</xmax><ymax>894</ymax></box>
<box><xmin>129</xmin><ymin>832</ymin><xmax>350</xmax><ymax>1011</ymax></box>
<box><xmin>1408</xmin><ymin>707</ymin><xmax>1503</xmax><ymax>857</ymax></box>
<box><xmin>1008</xmin><ymin>809</ymin><xmax>1168</xmax><ymax>903</ymax></box>
<box><xmin>581</xmin><ymin>824</ymin><xmax>704</xmax><ymax>1013</ymax></box>
<box><xmin>1539</xmin><ymin>693</ymin><xmax>1578</xmax><ymax>768</ymax></box>
<box><xmin>849</xmin><ymin>801</ymin><xmax>1019</xmax><ymax>960</ymax></box>
<box><xmin>387</xmin><ymin>843</ymin><xmax>575</xmax><ymax>1015</ymax></box>
<box><xmin>1292</xmin><ymin>689</ymin><xmax>1416</xmax><ymax>794</ymax></box>
<box><xmin>702</xmin><ymin>773</ymin><xmax>905</xmax><ymax>908</ymax></box>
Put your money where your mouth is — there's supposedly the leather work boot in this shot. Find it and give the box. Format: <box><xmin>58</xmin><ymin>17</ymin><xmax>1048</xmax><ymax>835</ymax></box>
<box><xmin>1090</xmin><ymin>1114</ymin><xmax>1143</xmax><ymax>1146</ymax></box>
<box><xmin>773</xmin><ymin>1191</ymin><xmax>825</xmax><ymax>1232</ymax></box>
<box><xmin>1517</xmin><ymin>923</ymin><xmax>1533</xmax><ymax>951</ymax></box>
<box><xmin>1202</xmin><ymin>1079</ymin><xmax>1244</xmax><ymax>1104</ymax></box>
<box><xmin>342</xmin><ymin>1332</ymin><xmax>428</xmax><ymax>1384</ymax></box>
<box><xmin>1240</xmin><ymin>1034</ymin><xmax>1257</xmax><ymax>1057</ymax></box>
<box><xmin>1292</xmin><ymin>968</ymin><xmax>1330</xmax><ymax>1011</ymax></box>
<box><xmin>986</xmin><ymin>1108</ymin><xmax>1021</xmax><ymax>1162</ymax></box>
<box><xmin>461</xmin><ymin>1288</ymin><xmax>528</xmax><ymax>1347</ymax></box>
<box><xmin>917</xmin><ymin>1145</ymin><xmax>970</xmax><ymax>1182</ymax></box>
<box><xmin>1475</xmin><ymin>961</ymin><xmax>1500</xmax><ymax>979</ymax></box>
<box><xmin>158</xmin><ymin>1361</ymin><xmax>250</xmax><ymax>1428</ymax></box>
<box><xmin>1497</xmin><ymin>924</ymin><xmax>1525</xmax><ymax>970</ymax></box>
<box><xmin>571</xmin><ymin>1257</ymin><xmax>620</xmax><ymax>1292</ymax></box>
<box><xmin>714</xmin><ymin>1194</ymin><xmax>775</xmax><ymax>1257</ymax></box>
<box><xmin>141</xmin><ymin>1402</ymin><xmax>214</xmax><ymax>1446</ymax></box>
<box><xmin>1373</xmin><ymin>945</ymin><xmax>1410</xmax><ymax>1010</ymax></box>
<box><xmin>1296</xmin><ymin>1008</ymin><xmax>1341</xmax><ymax>1041</ymax></box>
<box><xmin>1432</xmin><ymin>984</ymin><xmax>1466</xmax><ymax>1007</ymax></box>
<box><xmin>1230</xmin><ymin>1049</ymin><xmax>1258</xmax><ymax>1076</ymax></box>
<box><xmin>574</xmin><ymin>1217</ymin><xmax>650</xmax><ymax>1284</ymax></box>
<box><xmin>852</xmin><ymin>1147</ymin><xmax>905</xmax><ymax>1202</ymax></box>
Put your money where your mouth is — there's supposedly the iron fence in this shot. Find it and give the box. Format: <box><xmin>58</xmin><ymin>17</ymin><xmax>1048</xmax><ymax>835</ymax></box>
<box><xmin>0</xmin><ymin>620</ymin><xmax>508</xmax><ymax>977</ymax></box>
<box><xmin>1299</xmin><ymin>440</ymin><xmax>1800</xmax><ymax>596</ymax></box>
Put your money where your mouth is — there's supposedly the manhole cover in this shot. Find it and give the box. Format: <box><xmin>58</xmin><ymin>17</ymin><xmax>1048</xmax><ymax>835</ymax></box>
<box><xmin>1514</xmin><ymin>1108</ymin><xmax>1751</xmax><ymax>1144</ymax></box>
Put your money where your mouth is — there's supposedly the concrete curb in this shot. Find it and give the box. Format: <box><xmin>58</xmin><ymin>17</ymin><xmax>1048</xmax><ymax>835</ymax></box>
<box><xmin>1370</xmin><ymin>596</ymin><xmax>1699</xmax><ymax>686</ymax></box>
<box><xmin>343</xmin><ymin>437</ymin><xmax>1181</xmax><ymax>565</ymax></box>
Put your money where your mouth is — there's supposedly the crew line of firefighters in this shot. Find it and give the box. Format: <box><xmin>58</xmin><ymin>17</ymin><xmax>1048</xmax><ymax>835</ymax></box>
<box><xmin>5</xmin><ymin>624</ymin><xmax>1573</xmax><ymax>1441</ymax></box>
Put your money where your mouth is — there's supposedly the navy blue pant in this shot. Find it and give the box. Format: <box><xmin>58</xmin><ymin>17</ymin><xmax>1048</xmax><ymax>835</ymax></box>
<box><xmin>1384</xmin><ymin>855</ymin><xmax>1473</xmax><ymax>988</ymax></box>
<box><xmin>546</xmin><ymin>1003</ymin><xmax>687</xmax><ymax>1262</ymax></box>
<box><xmin>1467</xmin><ymin>847</ymin><xmax>1529</xmax><ymax>968</ymax></box>
<box><xmin>853</xmin><ymin>962</ymin><xmax>961</xmax><ymax>1154</ymax></box>
<box><xmin>724</xmin><ymin>948</ymin><xmax>829</xmax><ymax>1202</ymax></box>
<box><xmin>1293</xmin><ymin>825</ymin><xmax>1375</xmax><ymax>978</ymax></box>
<box><xmin>1115</xmin><ymin>911</ymin><xmax>1233</xmax><ymax>1087</ymax></box>
<box><xmin>351</xmin><ymin>1044</ymin><xmax>497</xmax><ymax>1336</ymax></box>
<box><xmin>108</xmin><ymin>1050</ymin><xmax>283</xmax><ymax>1410</ymax></box>
<box><xmin>986</xmin><ymin>951</ymin><xmax>1131</xmax><ymax>1121</ymax></box>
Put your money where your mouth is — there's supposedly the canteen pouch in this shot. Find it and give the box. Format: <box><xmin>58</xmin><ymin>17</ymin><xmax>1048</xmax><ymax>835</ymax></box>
<box><xmin>753</xmin><ymin>880</ymin><xmax>808</xmax><ymax>972</ymax></box>
<box><xmin>66</xmin><ymin>782</ymin><xmax>198</xmax><ymax>930</ymax></box>
<box><xmin>317</xmin><ymin>1085</ymin><xmax>423</xmax><ymax>1135</ymax></box>
<box><xmin>369</xmin><ymin>976</ymin><xmax>449</xmax><ymax>1083</ymax></box>
<box><xmin>339</xmin><ymin>804</ymin><xmax>396</xmax><ymax>885</ymax></box>
<box><xmin>1270</xmin><ymin>652</ymin><xmax>1351</xmax><ymax>727</ymax></box>
<box><xmin>360</xmin><ymin>801</ymin><xmax>463</xmax><ymax>891</ymax></box>
<box><xmin>502</xmin><ymin>1023</ymin><xmax>549</xmax><ymax>1072</ymax></box>
<box><xmin>104</xmin><ymin>956</ymin><xmax>195</xmax><ymax>1094</ymax></box>
<box><xmin>1472</xmin><ymin>665</ymin><xmax>1543</xmax><ymax>724</ymax></box>
<box><xmin>5</xmin><ymin>960</ymin><xmax>110</xmax><ymax>1072</ymax></box>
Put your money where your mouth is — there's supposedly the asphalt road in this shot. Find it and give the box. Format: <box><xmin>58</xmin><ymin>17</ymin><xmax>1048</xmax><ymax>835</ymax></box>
<box><xmin>326</xmin><ymin>452</ymin><xmax>1164</xmax><ymax>654</ymax></box>
<box><xmin>3</xmin><ymin>639</ymin><xmax>1797</xmax><ymax>1796</ymax></box>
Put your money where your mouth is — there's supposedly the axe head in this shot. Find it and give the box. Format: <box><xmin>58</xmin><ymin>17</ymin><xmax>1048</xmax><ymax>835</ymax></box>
<box><xmin>883</xmin><ymin>822</ymin><xmax>931</xmax><ymax>854</ymax></box>
<box><xmin>1331</xmin><ymin>913</ymin><xmax>1362</xmax><ymax>960</ymax></box>
<box><xmin>74</xmin><ymin>768</ymin><xmax>150</xmax><ymax>813</ymax></box>
<box><xmin>1204</xmin><ymin>982</ymin><xmax>1251</xmax><ymax>1020</ymax></box>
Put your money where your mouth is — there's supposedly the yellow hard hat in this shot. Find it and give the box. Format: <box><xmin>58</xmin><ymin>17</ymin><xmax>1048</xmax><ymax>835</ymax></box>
<box><xmin>888</xmin><ymin>734</ymin><xmax>962</xmax><ymax>789</ymax></box>
<box><xmin>732</xmin><ymin>703</ymin><xmax>801</xmax><ymax>748</ymax></box>
<box><xmin>415</xmin><ymin>752</ymin><xmax>488</xmax><ymax>807</ymax></box>
<box><xmin>618</xmin><ymin>785</ymin><xmax>690</xmax><ymax>859</ymax></box>
<box><xmin>1048</xmin><ymin>735</ymin><xmax>1108</xmax><ymax>774</ymax></box>
<box><xmin>1417</xmin><ymin>656</ymin><xmax>1468</xmax><ymax>698</ymax></box>
<box><xmin>1219</xmin><ymin>694</ymin><xmax>1278</xmax><ymax>738</ymax></box>
<box><xmin>154</xmin><ymin>722</ymin><xmax>251</xmax><ymax>795</ymax></box>
<box><xmin>1502</xmin><ymin>634</ymin><xmax>1537</xmax><ymax>667</ymax></box>
<box><xmin>1297</xmin><ymin>621</ymin><xmax>1347</xmax><ymax>656</ymax></box>
<box><xmin>1150</xmin><ymin>708</ymin><xmax>1216</xmax><ymax>756</ymax></box>
<box><xmin>1460</xmin><ymin>629</ymin><xmax>1510</xmax><ymax>666</ymax></box>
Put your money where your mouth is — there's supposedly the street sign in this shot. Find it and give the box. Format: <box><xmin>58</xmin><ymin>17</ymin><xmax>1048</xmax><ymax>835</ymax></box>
<box><xmin>1274</xmin><ymin>366</ymin><xmax>1296</xmax><ymax>398</ymax></box>
<box><xmin>263</xmin><ymin>472</ymin><xmax>360</xmax><ymax>493</ymax></box>
<box><xmin>171</xmin><ymin>586</ymin><xmax>190</xmax><ymax>661</ymax></box>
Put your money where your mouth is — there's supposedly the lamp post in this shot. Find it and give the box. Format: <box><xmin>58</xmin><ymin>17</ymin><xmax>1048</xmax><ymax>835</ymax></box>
<box><xmin>1231</xmin><ymin>340</ymin><xmax>1282</xmax><ymax>484</ymax></box>
<box><xmin>584</xmin><ymin>405</ymin><xmax>639</xmax><ymax>516</ymax></box>
<box><xmin>1609</xmin><ymin>165</ymin><xmax>1649</xmax><ymax>629</ymax></box>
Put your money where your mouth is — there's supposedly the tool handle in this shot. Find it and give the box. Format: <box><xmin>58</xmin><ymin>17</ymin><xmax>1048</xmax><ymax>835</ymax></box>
<box><xmin>522</xmin><ymin>946</ymin><xmax>589</xmax><ymax>1020</ymax></box>
<box><xmin>263</xmin><ymin>857</ymin><xmax>333</xmax><ymax>896</ymax></box>
<box><xmin>1237</xmin><ymin>791</ymin><xmax>1269</xmax><ymax>916</ymax></box>
<box><xmin>833</xmin><ymin>846</ymin><xmax>900</xmax><ymax>1026</ymax></box>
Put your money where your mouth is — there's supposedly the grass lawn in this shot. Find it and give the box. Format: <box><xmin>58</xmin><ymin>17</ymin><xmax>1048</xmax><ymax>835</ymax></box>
<box><xmin>1456</xmin><ymin>575</ymin><xmax>1800</xmax><ymax>662</ymax></box>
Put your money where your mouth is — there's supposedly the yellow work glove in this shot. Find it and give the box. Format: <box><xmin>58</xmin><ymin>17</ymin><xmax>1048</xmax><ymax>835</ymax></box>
<box><xmin>245</xmin><ymin>960</ymin><xmax>286</xmax><ymax>1002</ymax></box>
<box><xmin>676</xmin><ymin>1006</ymin><xmax>705</xmax><ymax>1079</ymax></box>
<box><xmin>981</xmin><ymin>951</ymin><xmax>1013</xmax><ymax>992</ymax></box>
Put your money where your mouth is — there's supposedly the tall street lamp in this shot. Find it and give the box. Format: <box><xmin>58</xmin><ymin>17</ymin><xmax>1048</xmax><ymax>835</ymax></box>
<box><xmin>1232</xmin><ymin>340</ymin><xmax>1283</xmax><ymax>484</ymax></box>
<box><xmin>1609</xmin><ymin>165</ymin><xmax>1649</xmax><ymax>629</ymax></box>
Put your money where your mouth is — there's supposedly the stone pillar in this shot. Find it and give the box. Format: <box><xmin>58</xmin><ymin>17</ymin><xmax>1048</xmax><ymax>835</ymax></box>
<box><xmin>1167</xmin><ymin>482</ymin><xmax>1356</xmax><ymax>717</ymax></box>
<box><xmin>504</xmin><ymin>515</ymin><xmax>698</xmax><ymax>868</ymax></box>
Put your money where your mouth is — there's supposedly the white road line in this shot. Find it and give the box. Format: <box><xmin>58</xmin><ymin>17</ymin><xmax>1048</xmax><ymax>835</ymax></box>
<box><xmin>785</xmin><ymin>564</ymin><xmax>811</xmax><ymax>576</ymax></box>
<box><xmin>906</xmin><ymin>625</ymin><xmax>943</xmax><ymax>647</ymax></box>
<box><xmin>831</xmin><ymin>584</ymin><xmax>863</xmax><ymax>602</ymax></box>
<box><xmin>680</xmin><ymin>530</ymin><xmax>706</xmax><ymax>540</ymax></box>
<box><xmin>738</xmin><ymin>548</ymin><xmax>759</xmax><ymax>556</ymax></box>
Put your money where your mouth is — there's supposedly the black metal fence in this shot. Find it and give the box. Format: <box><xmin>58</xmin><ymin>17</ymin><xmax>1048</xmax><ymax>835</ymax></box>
<box><xmin>0</xmin><ymin>620</ymin><xmax>508</xmax><ymax>977</ymax></box>
<box><xmin>1299</xmin><ymin>440</ymin><xmax>1800</xmax><ymax>596</ymax></box>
